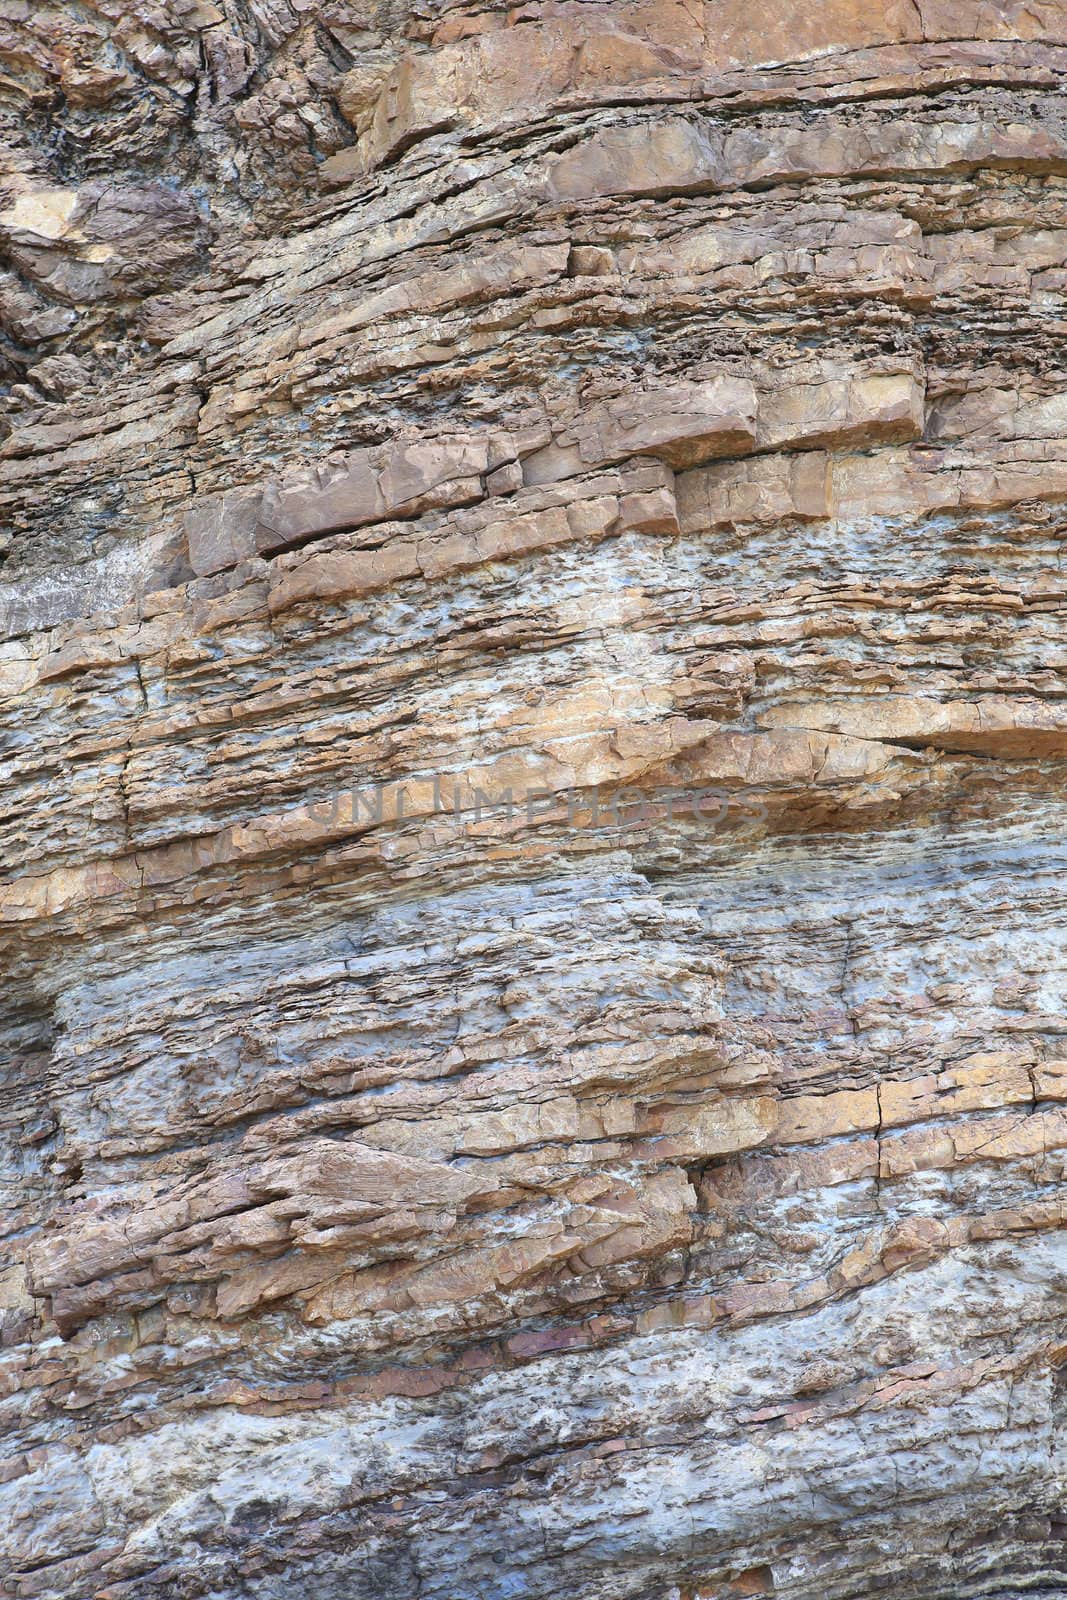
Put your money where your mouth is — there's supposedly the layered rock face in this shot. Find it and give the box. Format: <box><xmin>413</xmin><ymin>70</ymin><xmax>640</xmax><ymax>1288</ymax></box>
<box><xmin>3</xmin><ymin>2</ymin><xmax>1067</xmax><ymax>1596</ymax></box>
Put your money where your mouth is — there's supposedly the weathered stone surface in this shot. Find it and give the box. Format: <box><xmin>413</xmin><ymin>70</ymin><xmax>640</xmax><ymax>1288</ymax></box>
<box><xmin>1</xmin><ymin>2</ymin><xmax>1066</xmax><ymax>1598</ymax></box>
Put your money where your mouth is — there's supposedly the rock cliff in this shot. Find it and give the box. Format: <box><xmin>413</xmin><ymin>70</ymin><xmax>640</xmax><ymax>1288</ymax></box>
<box><xmin>1</xmin><ymin>2</ymin><xmax>1066</xmax><ymax>1596</ymax></box>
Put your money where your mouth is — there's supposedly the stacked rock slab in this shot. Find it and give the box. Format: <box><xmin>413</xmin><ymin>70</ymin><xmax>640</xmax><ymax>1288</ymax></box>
<box><xmin>1</xmin><ymin>3</ymin><xmax>1066</xmax><ymax>1597</ymax></box>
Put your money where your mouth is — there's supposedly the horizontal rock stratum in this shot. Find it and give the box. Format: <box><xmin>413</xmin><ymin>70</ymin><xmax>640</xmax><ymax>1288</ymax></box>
<box><xmin>1</xmin><ymin>2</ymin><xmax>1066</xmax><ymax>1598</ymax></box>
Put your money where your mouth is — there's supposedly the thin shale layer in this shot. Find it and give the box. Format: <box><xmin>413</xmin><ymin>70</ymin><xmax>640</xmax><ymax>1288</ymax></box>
<box><xmin>1</xmin><ymin>2</ymin><xmax>1066</xmax><ymax>1597</ymax></box>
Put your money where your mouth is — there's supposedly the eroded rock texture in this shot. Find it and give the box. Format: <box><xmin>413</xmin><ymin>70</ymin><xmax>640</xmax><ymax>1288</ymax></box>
<box><xmin>2</xmin><ymin>2</ymin><xmax>1067</xmax><ymax>1596</ymax></box>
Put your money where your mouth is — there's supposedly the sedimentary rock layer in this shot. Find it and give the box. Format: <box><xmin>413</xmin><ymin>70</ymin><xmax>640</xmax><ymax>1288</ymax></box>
<box><xmin>1</xmin><ymin>2</ymin><xmax>1065</xmax><ymax>1597</ymax></box>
